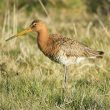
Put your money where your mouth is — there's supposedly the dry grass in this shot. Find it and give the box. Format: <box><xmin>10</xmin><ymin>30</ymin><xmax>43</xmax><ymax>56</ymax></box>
<box><xmin>0</xmin><ymin>1</ymin><xmax>110</xmax><ymax>110</ymax></box>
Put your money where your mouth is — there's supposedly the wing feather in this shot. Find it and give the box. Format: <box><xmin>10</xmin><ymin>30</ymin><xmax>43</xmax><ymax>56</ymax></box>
<box><xmin>51</xmin><ymin>34</ymin><xmax>103</xmax><ymax>58</ymax></box>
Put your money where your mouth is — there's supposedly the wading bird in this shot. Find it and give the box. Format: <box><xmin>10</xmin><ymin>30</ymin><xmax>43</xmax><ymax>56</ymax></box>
<box><xmin>6</xmin><ymin>19</ymin><xmax>104</xmax><ymax>89</ymax></box>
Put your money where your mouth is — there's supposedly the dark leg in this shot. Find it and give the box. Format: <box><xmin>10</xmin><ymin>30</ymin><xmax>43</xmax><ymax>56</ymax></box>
<box><xmin>62</xmin><ymin>65</ymin><xmax>68</xmax><ymax>102</ymax></box>
<box><xmin>63</xmin><ymin>65</ymin><xmax>67</xmax><ymax>90</ymax></box>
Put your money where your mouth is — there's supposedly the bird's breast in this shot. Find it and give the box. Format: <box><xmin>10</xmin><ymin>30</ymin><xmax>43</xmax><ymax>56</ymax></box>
<box><xmin>37</xmin><ymin>39</ymin><xmax>61</xmax><ymax>62</ymax></box>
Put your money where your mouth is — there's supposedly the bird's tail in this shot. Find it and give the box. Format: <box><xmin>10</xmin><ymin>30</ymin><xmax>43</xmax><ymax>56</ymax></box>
<box><xmin>96</xmin><ymin>51</ymin><xmax>104</xmax><ymax>58</ymax></box>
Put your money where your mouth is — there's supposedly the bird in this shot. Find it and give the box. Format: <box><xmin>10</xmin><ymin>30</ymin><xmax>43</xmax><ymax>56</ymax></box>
<box><xmin>6</xmin><ymin>19</ymin><xmax>104</xmax><ymax>89</ymax></box>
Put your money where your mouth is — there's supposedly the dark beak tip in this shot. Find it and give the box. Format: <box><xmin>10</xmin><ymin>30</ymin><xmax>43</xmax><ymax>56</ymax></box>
<box><xmin>5</xmin><ymin>35</ymin><xmax>17</xmax><ymax>41</ymax></box>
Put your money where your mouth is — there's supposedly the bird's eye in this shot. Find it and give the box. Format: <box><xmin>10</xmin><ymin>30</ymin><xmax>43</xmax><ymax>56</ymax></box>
<box><xmin>33</xmin><ymin>23</ymin><xmax>37</xmax><ymax>26</ymax></box>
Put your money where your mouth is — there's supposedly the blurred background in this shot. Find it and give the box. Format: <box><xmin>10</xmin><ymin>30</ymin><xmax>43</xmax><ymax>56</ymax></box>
<box><xmin>0</xmin><ymin>0</ymin><xmax>110</xmax><ymax>110</ymax></box>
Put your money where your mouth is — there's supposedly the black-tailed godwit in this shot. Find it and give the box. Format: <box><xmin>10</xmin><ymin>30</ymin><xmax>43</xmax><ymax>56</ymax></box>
<box><xmin>6</xmin><ymin>19</ymin><xmax>104</xmax><ymax>89</ymax></box>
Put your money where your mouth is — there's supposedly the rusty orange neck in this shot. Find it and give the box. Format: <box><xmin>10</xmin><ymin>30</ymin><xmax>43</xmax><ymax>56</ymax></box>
<box><xmin>37</xmin><ymin>27</ymin><xmax>49</xmax><ymax>49</ymax></box>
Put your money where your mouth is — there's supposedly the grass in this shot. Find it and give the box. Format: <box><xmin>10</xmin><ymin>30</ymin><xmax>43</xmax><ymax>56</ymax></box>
<box><xmin>0</xmin><ymin>0</ymin><xmax>110</xmax><ymax>110</ymax></box>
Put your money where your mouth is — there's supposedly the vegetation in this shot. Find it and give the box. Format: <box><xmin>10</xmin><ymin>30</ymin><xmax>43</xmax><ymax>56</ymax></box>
<box><xmin>0</xmin><ymin>0</ymin><xmax>110</xmax><ymax>110</ymax></box>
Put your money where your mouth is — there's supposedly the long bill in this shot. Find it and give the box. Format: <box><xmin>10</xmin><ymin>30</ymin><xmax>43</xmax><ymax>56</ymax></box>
<box><xmin>6</xmin><ymin>27</ymin><xmax>32</xmax><ymax>41</ymax></box>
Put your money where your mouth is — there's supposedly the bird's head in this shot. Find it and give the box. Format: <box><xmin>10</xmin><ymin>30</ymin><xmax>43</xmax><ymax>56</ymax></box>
<box><xmin>6</xmin><ymin>19</ymin><xmax>46</xmax><ymax>41</ymax></box>
<box><xmin>30</xmin><ymin>19</ymin><xmax>46</xmax><ymax>32</ymax></box>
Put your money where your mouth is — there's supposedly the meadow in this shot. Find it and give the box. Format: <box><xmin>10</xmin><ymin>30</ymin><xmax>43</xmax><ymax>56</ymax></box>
<box><xmin>0</xmin><ymin>0</ymin><xmax>110</xmax><ymax>110</ymax></box>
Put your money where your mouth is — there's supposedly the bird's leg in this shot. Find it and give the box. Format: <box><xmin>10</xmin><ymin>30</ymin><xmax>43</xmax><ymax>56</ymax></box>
<box><xmin>63</xmin><ymin>65</ymin><xmax>67</xmax><ymax>90</ymax></box>
<box><xmin>62</xmin><ymin>65</ymin><xmax>68</xmax><ymax>102</ymax></box>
